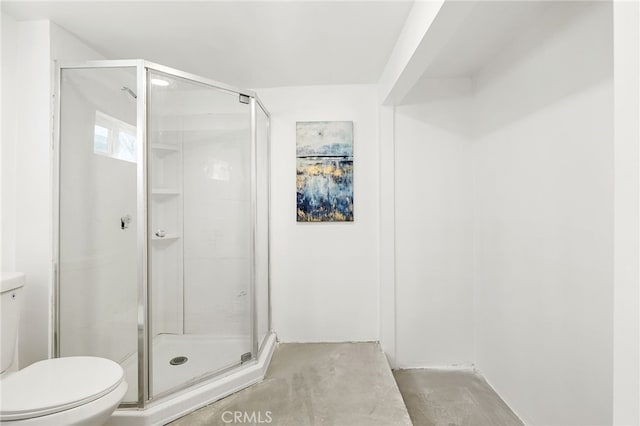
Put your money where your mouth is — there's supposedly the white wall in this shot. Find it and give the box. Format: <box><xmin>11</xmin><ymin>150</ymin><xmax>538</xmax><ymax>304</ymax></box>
<box><xmin>12</xmin><ymin>19</ymin><xmax>54</xmax><ymax>369</ymax></box>
<box><xmin>1</xmin><ymin>12</ymin><xmax>106</xmax><ymax>367</ymax></box>
<box><xmin>257</xmin><ymin>85</ymin><xmax>380</xmax><ymax>342</ymax></box>
<box><xmin>472</xmin><ymin>3</ymin><xmax>613</xmax><ymax>425</ymax></box>
<box><xmin>394</xmin><ymin>79</ymin><xmax>474</xmax><ymax>367</ymax></box>
<box><xmin>389</xmin><ymin>2</ymin><xmax>620</xmax><ymax>424</ymax></box>
<box><xmin>1</xmin><ymin>12</ymin><xmax>19</xmax><ymax>272</ymax></box>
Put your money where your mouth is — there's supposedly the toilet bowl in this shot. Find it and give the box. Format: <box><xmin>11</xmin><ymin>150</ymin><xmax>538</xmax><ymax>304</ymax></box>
<box><xmin>0</xmin><ymin>273</ymin><xmax>127</xmax><ymax>425</ymax></box>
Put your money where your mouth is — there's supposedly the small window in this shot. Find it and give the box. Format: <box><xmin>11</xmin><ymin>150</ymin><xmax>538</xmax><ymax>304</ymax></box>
<box><xmin>93</xmin><ymin>125</ymin><xmax>110</xmax><ymax>154</ymax></box>
<box><xmin>94</xmin><ymin>111</ymin><xmax>137</xmax><ymax>163</ymax></box>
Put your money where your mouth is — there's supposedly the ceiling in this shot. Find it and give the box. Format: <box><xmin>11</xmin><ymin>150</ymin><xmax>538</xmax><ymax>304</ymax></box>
<box><xmin>401</xmin><ymin>0</ymin><xmax>551</xmax><ymax>105</ymax></box>
<box><xmin>2</xmin><ymin>1</ymin><xmax>413</xmax><ymax>89</ymax></box>
<box><xmin>420</xmin><ymin>1</ymin><xmax>550</xmax><ymax>79</ymax></box>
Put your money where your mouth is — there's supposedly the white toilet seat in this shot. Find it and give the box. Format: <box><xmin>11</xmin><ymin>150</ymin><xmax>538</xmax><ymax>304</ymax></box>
<box><xmin>0</xmin><ymin>357</ymin><xmax>124</xmax><ymax>422</ymax></box>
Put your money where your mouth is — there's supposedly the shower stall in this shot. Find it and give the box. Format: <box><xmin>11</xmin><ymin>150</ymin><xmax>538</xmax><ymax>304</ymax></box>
<box><xmin>53</xmin><ymin>60</ymin><xmax>273</xmax><ymax>420</ymax></box>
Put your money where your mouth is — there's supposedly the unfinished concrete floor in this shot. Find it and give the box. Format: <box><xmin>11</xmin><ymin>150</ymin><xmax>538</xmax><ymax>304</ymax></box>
<box><xmin>393</xmin><ymin>369</ymin><xmax>523</xmax><ymax>426</ymax></box>
<box><xmin>170</xmin><ymin>342</ymin><xmax>412</xmax><ymax>426</ymax></box>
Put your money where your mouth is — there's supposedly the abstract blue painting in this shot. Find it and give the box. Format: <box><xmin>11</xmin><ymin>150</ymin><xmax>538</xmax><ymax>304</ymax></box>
<box><xmin>296</xmin><ymin>121</ymin><xmax>353</xmax><ymax>222</ymax></box>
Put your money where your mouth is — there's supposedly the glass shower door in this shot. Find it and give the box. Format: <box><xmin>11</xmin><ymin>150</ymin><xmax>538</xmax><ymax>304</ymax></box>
<box><xmin>58</xmin><ymin>66</ymin><xmax>140</xmax><ymax>404</ymax></box>
<box><xmin>147</xmin><ymin>70</ymin><xmax>253</xmax><ymax>397</ymax></box>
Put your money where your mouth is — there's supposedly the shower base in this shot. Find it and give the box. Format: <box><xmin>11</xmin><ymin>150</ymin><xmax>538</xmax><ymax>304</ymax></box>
<box><xmin>109</xmin><ymin>332</ymin><xmax>276</xmax><ymax>426</ymax></box>
<box><xmin>120</xmin><ymin>334</ymin><xmax>252</xmax><ymax>401</ymax></box>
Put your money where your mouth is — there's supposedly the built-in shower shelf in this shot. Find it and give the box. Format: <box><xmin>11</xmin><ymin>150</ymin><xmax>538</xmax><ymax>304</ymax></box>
<box><xmin>152</xmin><ymin>233</ymin><xmax>180</xmax><ymax>241</ymax></box>
<box><xmin>151</xmin><ymin>144</ymin><xmax>180</xmax><ymax>156</ymax></box>
<box><xmin>152</xmin><ymin>188</ymin><xmax>181</xmax><ymax>196</ymax></box>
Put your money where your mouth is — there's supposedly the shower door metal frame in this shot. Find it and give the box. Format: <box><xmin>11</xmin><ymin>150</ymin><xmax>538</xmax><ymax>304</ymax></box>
<box><xmin>53</xmin><ymin>59</ymin><xmax>272</xmax><ymax>410</ymax></box>
<box><xmin>254</xmin><ymin>98</ymin><xmax>273</xmax><ymax>356</ymax></box>
<box><xmin>53</xmin><ymin>59</ymin><xmax>149</xmax><ymax>408</ymax></box>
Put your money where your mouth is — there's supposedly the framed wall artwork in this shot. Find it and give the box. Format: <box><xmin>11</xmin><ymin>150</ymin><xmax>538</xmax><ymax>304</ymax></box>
<box><xmin>296</xmin><ymin>121</ymin><xmax>354</xmax><ymax>222</ymax></box>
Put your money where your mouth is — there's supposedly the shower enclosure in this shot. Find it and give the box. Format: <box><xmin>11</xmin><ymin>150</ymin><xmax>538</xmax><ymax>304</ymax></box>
<box><xmin>53</xmin><ymin>60</ymin><xmax>272</xmax><ymax>413</ymax></box>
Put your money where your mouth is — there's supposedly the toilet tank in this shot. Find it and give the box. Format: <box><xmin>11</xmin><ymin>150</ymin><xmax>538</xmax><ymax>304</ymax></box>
<box><xmin>1</xmin><ymin>273</ymin><xmax>25</xmax><ymax>374</ymax></box>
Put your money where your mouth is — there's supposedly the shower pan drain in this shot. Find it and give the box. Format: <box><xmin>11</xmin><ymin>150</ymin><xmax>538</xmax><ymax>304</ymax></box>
<box><xmin>170</xmin><ymin>356</ymin><xmax>188</xmax><ymax>366</ymax></box>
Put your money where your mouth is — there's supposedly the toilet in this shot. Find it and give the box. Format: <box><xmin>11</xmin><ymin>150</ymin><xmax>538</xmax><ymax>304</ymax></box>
<box><xmin>0</xmin><ymin>273</ymin><xmax>127</xmax><ymax>425</ymax></box>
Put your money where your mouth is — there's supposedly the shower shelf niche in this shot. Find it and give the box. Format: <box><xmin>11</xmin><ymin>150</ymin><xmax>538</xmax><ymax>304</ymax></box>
<box><xmin>152</xmin><ymin>188</ymin><xmax>181</xmax><ymax>195</ymax></box>
<box><xmin>152</xmin><ymin>144</ymin><xmax>180</xmax><ymax>156</ymax></box>
<box><xmin>152</xmin><ymin>233</ymin><xmax>180</xmax><ymax>241</ymax></box>
<box><xmin>151</xmin><ymin>233</ymin><xmax>180</xmax><ymax>240</ymax></box>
